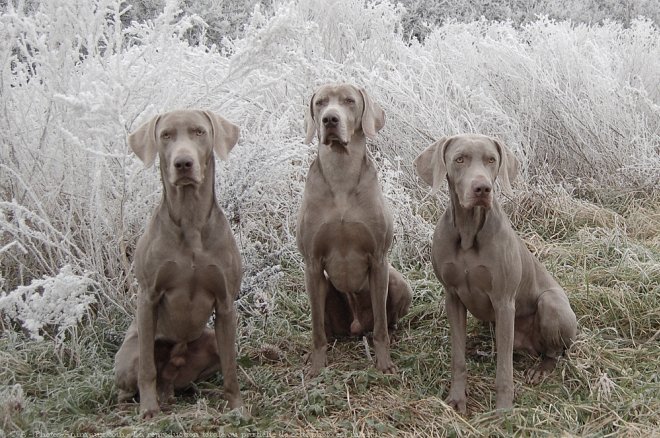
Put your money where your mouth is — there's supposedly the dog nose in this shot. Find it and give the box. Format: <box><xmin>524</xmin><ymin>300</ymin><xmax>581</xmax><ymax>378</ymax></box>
<box><xmin>322</xmin><ymin>112</ymin><xmax>340</xmax><ymax>128</ymax></box>
<box><xmin>174</xmin><ymin>156</ymin><xmax>194</xmax><ymax>171</ymax></box>
<box><xmin>472</xmin><ymin>181</ymin><xmax>492</xmax><ymax>196</ymax></box>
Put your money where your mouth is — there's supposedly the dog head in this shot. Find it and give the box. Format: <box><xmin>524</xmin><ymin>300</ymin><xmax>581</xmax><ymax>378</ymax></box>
<box><xmin>304</xmin><ymin>84</ymin><xmax>385</xmax><ymax>150</ymax></box>
<box><xmin>414</xmin><ymin>134</ymin><xmax>519</xmax><ymax>209</ymax></box>
<box><xmin>128</xmin><ymin>110</ymin><xmax>239</xmax><ymax>187</ymax></box>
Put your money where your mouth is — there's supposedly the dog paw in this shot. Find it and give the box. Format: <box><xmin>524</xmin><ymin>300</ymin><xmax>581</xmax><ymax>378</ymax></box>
<box><xmin>306</xmin><ymin>349</ymin><xmax>326</xmax><ymax>377</ymax></box>
<box><xmin>446</xmin><ymin>396</ymin><xmax>467</xmax><ymax>415</ymax></box>
<box><xmin>446</xmin><ymin>384</ymin><xmax>468</xmax><ymax>414</ymax></box>
<box><xmin>307</xmin><ymin>364</ymin><xmax>322</xmax><ymax>378</ymax></box>
<box><xmin>375</xmin><ymin>358</ymin><xmax>398</xmax><ymax>374</ymax></box>
<box><xmin>117</xmin><ymin>389</ymin><xmax>136</xmax><ymax>403</ymax></box>
<box><xmin>226</xmin><ymin>394</ymin><xmax>244</xmax><ymax>410</ymax></box>
<box><xmin>229</xmin><ymin>404</ymin><xmax>251</xmax><ymax>420</ymax></box>
<box><xmin>526</xmin><ymin>356</ymin><xmax>557</xmax><ymax>385</ymax></box>
<box><xmin>157</xmin><ymin>388</ymin><xmax>175</xmax><ymax>405</ymax></box>
<box><xmin>140</xmin><ymin>405</ymin><xmax>160</xmax><ymax>419</ymax></box>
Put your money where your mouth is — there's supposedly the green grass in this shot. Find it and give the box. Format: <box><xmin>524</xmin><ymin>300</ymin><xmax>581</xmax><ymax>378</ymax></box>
<box><xmin>1</xmin><ymin>190</ymin><xmax>659</xmax><ymax>436</ymax></box>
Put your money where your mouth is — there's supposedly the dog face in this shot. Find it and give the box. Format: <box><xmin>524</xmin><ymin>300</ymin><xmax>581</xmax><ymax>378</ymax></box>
<box><xmin>444</xmin><ymin>136</ymin><xmax>501</xmax><ymax>209</ymax></box>
<box><xmin>155</xmin><ymin>111</ymin><xmax>215</xmax><ymax>187</ymax></box>
<box><xmin>304</xmin><ymin>84</ymin><xmax>385</xmax><ymax>147</ymax></box>
<box><xmin>128</xmin><ymin>110</ymin><xmax>239</xmax><ymax>186</ymax></box>
<box><xmin>414</xmin><ymin>134</ymin><xmax>519</xmax><ymax>209</ymax></box>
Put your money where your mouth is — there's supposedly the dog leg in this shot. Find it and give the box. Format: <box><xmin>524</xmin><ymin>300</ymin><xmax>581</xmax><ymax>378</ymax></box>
<box><xmin>445</xmin><ymin>290</ymin><xmax>468</xmax><ymax>414</ymax></box>
<box><xmin>370</xmin><ymin>260</ymin><xmax>396</xmax><ymax>374</ymax></box>
<box><xmin>387</xmin><ymin>266</ymin><xmax>412</xmax><ymax>329</ymax></box>
<box><xmin>114</xmin><ymin>322</ymin><xmax>139</xmax><ymax>403</ymax></box>
<box><xmin>157</xmin><ymin>342</ymin><xmax>187</xmax><ymax>405</ymax></box>
<box><xmin>493</xmin><ymin>300</ymin><xmax>516</xmax><ymax>411</ymax></box>
<box><xmin>528</xmin><ymin>289</ymin><xmax>577</xmax><ymax>384</ymax></box>
<box><xmin>137</xmin><ymin>293</ymin><xmax>160</xmax><ymax>418</ymax></box>
<box><xmin>324</xmin><ymin>284</ymin><xmax>352</xmax><ymax>339</ymax></box>
<box><xmin>214</xmin><ymin>301</ymin><xmax>243</xmax><ymax>411</ymax></box>
<box><xmin>306</xmin><ymin>264</ymin><xmax>329</xmax><ymax>377</ymax></box>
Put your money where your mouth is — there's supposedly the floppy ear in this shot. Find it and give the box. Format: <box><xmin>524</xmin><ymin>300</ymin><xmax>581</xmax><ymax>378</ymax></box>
<box><xmin>203</xmin><ymin>111</ymin><xmax>239</xmax><ymax>161</ymax></box>
<box><xmin>128</xmin><ymin>115</ymin><xmax>160</xmax><ymax>167</ymax></box>
<box><xmin>359</xmin><ymin>87</ymin><xmax>385</xmax><ymax>139</ymax></box>
<box><xmin>304</xmin><ymin>92</ymin><xmax>317</xmax><ymax>144</ymax></box>
<box><xmin>492</xmin><ymin>138</ymin><xmax>519</xmax><ymax>195</ymax></box>
<box><xmin>414</xmin><ymin>137</ymin><xmax>451</xmax><ymax>194</ymax></box>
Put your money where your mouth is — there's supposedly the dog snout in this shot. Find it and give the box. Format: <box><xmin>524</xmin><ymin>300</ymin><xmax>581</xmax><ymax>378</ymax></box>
<box><xmin>472</xmin><ymin>180</ymin><xmax>492</xmax><ymax>197</ymax></box>
<box><xmin>318</xmin><ymin>105</ymin><xmax>349</xmax><ymax>146</ymax></box>
<box><xmin>174</xmin><ymin>156</ymin><xmax>194</xmax><ymax>172</ymax></box>
<box><xmin>322</xmin><ymin>111</ymin><xmax>340</xmax><ymax>128</ymax></box>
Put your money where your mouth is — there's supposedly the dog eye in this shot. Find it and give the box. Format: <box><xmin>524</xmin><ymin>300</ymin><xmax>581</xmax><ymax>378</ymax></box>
<box><xmin>161</xmin><ymin>132</ymin><xmax>171</xmax><ymax>140</ymax></box>
<box><xmin>315</xmin><ymin>99</ymin><xmax>327</xmax><ymax>107</ymax></box>
<box><xmin>345</xmin><ymin>97</ymin><xmax>355</xmax><ymax>104</ymax></box>
<box><xmin>455</xmin><ymin>157</ymin><xmax>464</xmax><ymax>164</ymax></box>
<box><xmin>195</xmin><ymin>129</ymin><xmax>206</xmax><ymax>136</ymax></box>
<box><xmin>488</xmin><ymin>157</ymin><xmax>496</xmax><ymax>164</ymax></box>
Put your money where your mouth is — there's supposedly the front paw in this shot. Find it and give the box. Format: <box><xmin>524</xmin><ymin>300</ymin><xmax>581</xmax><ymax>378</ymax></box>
<box><xmin>375</xmin><ymin>356</ymin><xmax>398</xmax><ymax>374</ymax></box>
<box><xmin>495</xmin><ymin>392</ymin><xmax>514</xmax><ymax>411</ymax></box>
<box><xmin>306</xmin><ymin>348</ymin><xmax>327</xmax><ymax>377</ymax></box>
<box><xmin>446</xmin><ymin>388</ymin><xmax>467</xmax><ymax>414</ymax></box>
<box><xmin>226</xmin><ymin>393</ymin><xmax>244</xmax><ymax>411</ymax></box>
<box><xmin>229</xmin><ymin>404</ymin><xmax>251</xmax><ymax>420</ymax></box>
<box><xmin>157</xmin><ymin>386</ymin><xmax>175</xmax><ymax>405</ymax></box>
<box><xmin>117</xmin><ymin>389</ymin><xmax>136</xmax><ymax>403</ymax></box>
<box><xmin>140</xmin><ymin>401</ymin><xmax>160</xmax><ymax>419</ymax></box>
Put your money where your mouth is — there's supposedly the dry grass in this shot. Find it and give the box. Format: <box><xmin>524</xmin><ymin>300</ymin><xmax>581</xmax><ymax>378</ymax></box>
<box><xmin>1</xmin><ymin>190</ymin><xmax>659</xmax><ymax>436</ymax></box>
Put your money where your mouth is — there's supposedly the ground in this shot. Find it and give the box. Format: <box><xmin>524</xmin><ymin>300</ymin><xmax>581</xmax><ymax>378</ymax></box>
<box><xmin>1</xmin><ymin>188</ymin><xmax>658</xmax><ymax>436</ymax></box>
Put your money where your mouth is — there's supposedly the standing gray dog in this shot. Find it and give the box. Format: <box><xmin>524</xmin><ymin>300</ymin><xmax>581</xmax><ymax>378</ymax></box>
<box><xmin>414</xmin><ymin>134</ymin><xmax>577</xmax><ymax>413</ymax></box>
<box><xmin>115</xmin><ymin>110</ymin><xmax>244</xmax><ymax>418</ymax></box>
<box><xmin>297</xmin><ymin>84</ymin><xmax>411</xmax><ymax>376</ymax></box>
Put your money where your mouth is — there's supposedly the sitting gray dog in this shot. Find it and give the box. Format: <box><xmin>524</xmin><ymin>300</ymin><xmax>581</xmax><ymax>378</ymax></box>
<box><xmin>115</xmin><ymin>110</ymin><xmax>244</xmax><ymax>418</ymax></box>
<box><xmin>297</xmin><ymin>83</ymin><xmax>412</xmax><ymax>376</ymax></box>
<box><xmin>415</xmin><ymin>134</ymin><xmax>577</xmax><ymax>413</ymax></box>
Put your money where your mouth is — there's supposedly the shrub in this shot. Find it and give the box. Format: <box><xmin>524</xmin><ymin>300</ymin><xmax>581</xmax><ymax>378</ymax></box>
<box><xmin>0</xmin><ymin>266</ymin><xmax>97</xmax><ymax>343</ymax></box>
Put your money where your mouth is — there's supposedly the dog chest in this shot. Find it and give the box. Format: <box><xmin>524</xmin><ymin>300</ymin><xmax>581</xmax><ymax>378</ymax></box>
<box><xmin>438</xmin><ymin>257</ymin><xmax>495</xmax><ymax>321</ymax></box>
<box><xmin>312</xmin><ymin>220</ymin><xmax>377</xmax><ymax>258</ymax></box>
<box><xmin>152</xmin><ymin>260</ymin><xmax>223</xmax><ymax>342</ymax></box>
<box><xmin>309</xmin><ymin>220</ymin><xmax>377</xmax><ymax>293</ymax></box>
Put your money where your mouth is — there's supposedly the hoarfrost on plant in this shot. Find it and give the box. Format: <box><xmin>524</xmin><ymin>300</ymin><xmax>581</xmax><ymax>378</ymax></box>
<box><xmin>0</xmin><ymin>265</ymin><xmax>97</xmax><ymax>343</ymax></box>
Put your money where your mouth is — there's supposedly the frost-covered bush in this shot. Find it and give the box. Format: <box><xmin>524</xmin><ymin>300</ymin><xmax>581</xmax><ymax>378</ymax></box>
<box><xmin>118</xmin><ymin>0</ymin><xmax>274</xmax><ymax>44</ymax></box>
<box><xmin>402</xmin><ymin>17</ymin><xmax>660</xmax><ymax>187</ymax></box>
<box><xmin>0</xmin><ymin>0</ymin><xmax>658</xmax><ymax>336</ymax></box>
<box><xmin>0</xmin><ymin>266</ymin><xmax>97</xmax><ymax>343</ymax></box>
<box><xmin>398</xmin><ymin>0</ymin><xmax>660</xmax><ymax>41</ymax></box>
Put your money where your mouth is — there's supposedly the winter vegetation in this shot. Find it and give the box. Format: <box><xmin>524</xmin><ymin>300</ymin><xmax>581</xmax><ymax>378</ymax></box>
<box><xmin>1</xmin><ymin>0</ymin><xmax>659</xmax><ymax>435</ymax></box>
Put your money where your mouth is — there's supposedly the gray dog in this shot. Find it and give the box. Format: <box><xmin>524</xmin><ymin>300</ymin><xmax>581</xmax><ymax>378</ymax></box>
<box><xmin>115</xmin><ymin>110</ymin><xmax>244</xmax><ymax>418</ymax></box>
<box><xmin>297</xmin><ymin>84</ymin><xmax>412</xmax><ymax>376</ymax></box>
<box><xmin>415</xmin><ymin>134</ymin><xmax>577</xmax><ymax>412</ymax></box>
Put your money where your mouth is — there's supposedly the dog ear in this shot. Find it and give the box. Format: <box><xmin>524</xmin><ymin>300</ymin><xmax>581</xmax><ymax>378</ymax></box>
<box><xmin>492</xmin><ymin>138</ymin><xmax>519</xmax><ymax>195</ymax></box>
<box><xmin>304</xmin><ymin>92</ymin><xmax>317</xmax><ymax>144</ymax></box>
<box><xmin>359</xmin><ymin>87</ymin><xmax>385</xmax><ymax>139</ymax></box>
<box><xmin>414</xmin><ymin>137</ymin><xmax>451</xmax><ymax>194</ymax></box>
<box><xmin>203</xmin><ymin>111</ymin><xmax>239</xmax><ymax>161</ymax></box>
<box><xmin>128</xmin><ymin>115</ymin><xmax>161</xmax><ymax>167</ymax></box>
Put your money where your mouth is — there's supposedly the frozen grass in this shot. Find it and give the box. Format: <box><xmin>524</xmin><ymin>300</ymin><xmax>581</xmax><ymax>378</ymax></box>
<box><xmin>2</xmin><ymin>192</ymin><xmax>659</xmax><ymax>435</ymax></box>
<box><xmin>1</xmin><ymin>0</ymin><xmax>659</xmax><ymax>435</ymax></box>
